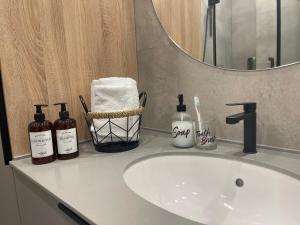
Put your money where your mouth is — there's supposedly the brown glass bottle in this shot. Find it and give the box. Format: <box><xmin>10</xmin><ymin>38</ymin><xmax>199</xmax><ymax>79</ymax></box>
<box><xmin>53</xmin><ymin>103</ymin><xmax>79</xmax><ymax>160</ymax></box>
<box><xmin>28</xmin><ymin>105</ymin><xmax>56</xmax><ymax>165</ymax></box>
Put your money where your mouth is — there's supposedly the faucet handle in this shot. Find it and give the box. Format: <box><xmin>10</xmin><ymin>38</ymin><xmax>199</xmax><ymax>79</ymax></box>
<box><xmin>226</xmin><ymin>102</ymin><xmax>256</xmax><ymax>113</ymax></box>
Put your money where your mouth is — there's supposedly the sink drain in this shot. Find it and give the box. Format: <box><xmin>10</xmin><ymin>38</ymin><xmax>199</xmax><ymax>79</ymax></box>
<box><xmin>235</xmin><ymin>178</ymin><xmax>244</xmax><ymax>187</ymax></box>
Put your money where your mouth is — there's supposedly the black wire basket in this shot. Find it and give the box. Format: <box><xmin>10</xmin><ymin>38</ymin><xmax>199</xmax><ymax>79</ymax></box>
<box><xmin>79</xmin><ymin>92</ymin><xmax>147</xmax><ymax>153</ymax></box>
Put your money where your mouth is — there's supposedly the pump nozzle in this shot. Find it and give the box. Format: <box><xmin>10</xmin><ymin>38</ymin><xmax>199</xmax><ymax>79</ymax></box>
<box><xmin>54</xmin><ymin>103</ymin><xmax>69</xmax><ymax>119</ymax></box>
<box><xmin>34</xmin><ymin>104</ymin><xmax>48</xmax><ymax>122</ymax></box>
<box><xmin>177</xmin><ymin>94</ymin><xmax>186</xmax><ymax>112</ymax></box>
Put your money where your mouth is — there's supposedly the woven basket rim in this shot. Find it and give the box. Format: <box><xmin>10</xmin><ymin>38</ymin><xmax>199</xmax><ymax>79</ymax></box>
<box><xmin>86</xmin><ymin>107</ymin><xmax>144</xmax><ymax>119</ymax></box>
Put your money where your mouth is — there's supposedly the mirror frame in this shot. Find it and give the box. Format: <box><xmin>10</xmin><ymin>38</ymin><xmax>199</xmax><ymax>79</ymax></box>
<box><xmin>150</xmin><ymin>0</ymin><xmax>300</xmax><ymax>72</ymax></box>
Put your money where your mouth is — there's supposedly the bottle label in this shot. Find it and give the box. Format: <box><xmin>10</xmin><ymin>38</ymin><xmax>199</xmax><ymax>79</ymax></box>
<box><xmin>196</xmin><ymin>128</ymin><xmax>216</xmax><ymax>146</ymax></box>
<box><xmin>56</xmin><ymin>128</ymin><xmax>78</xmax><ymax>155</ymax></box>
<box><xmin>171</xmin><ymin>121</ymin><xmax>194</xmax><ymax>147</ymax></box>
<box><xmin>29</xmin><ymin>131</ymin><xmax>54</xmax><ymax>158</ymax></box>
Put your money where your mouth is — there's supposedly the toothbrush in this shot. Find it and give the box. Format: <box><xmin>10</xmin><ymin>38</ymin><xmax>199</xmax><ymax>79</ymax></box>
<box><xmin>194</xmin><ymin>96</ymin><xmax>202</xmax><ymax>131</ymax></box>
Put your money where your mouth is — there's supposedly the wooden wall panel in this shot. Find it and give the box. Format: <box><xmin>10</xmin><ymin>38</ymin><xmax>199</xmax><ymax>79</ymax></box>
<box><xmin>152</xmin><ymin>0</ymin><xmax>202</xmax><ymax>60</ymax></box>
<box><xmin>0</xmin><ymin>0</ymin><xmax>138</xmax><ymax>157</ymax></box>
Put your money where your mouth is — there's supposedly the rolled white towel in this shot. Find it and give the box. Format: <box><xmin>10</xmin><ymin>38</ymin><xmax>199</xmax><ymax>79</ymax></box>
<box><xmin>91</xmin><ymin>77</ymin><xmax>139</xmax><ymax>143</ymax></box>
<box><xmin>91</xmin><ymin>77</ymin><xmax>137</xmax><ymax>111</ymax></box>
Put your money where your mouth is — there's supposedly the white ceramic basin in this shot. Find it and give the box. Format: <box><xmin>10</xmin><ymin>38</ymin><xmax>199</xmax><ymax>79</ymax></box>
<box><xmin>124</xmin><ymin>154</ymin><xmax>300</xmax><ymax>225</ymax></box>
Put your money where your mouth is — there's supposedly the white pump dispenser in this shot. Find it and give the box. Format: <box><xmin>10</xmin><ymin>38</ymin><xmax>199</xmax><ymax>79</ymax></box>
<box><xmin>171</xmin><ymin>94</ymin><xmax>194</xmax><ymax>148</ymax></box>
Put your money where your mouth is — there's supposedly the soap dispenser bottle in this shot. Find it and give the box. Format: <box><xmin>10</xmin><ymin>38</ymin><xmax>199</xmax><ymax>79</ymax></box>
<box><xmin>53</xmin><ymin>103</ymin><xmax>79</xmax><ymax>160</ymax></box>
<box><xmin>171</xmin><ymin>94</ymin><xmax>194</xmax><ymax>148</ymax></box>
<box><xmin>28</xmin><ymin>104</ymin><xmax>56</xmax><ymax>165</ymax></box>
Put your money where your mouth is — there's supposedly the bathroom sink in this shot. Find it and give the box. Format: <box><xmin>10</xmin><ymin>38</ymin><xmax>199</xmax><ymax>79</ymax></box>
<box><xmin>123</xmin><ymin>154</ymin><xmax>300</xmax><ymax>225</ymax></box>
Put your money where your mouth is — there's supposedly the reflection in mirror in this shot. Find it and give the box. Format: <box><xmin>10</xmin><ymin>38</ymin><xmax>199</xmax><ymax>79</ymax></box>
<box><xmin>152</xmin><ymin>0</ymin><xmax>300</xmax><ymax>70</ymax></box>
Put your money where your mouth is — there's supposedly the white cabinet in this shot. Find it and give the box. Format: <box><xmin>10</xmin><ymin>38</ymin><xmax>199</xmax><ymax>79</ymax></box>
<box><xmin>13</xmin><ymin>169</ymin><xmax>87</xmax><ymax>225</ymax></box>
<box><xmin>0</xmin><ymin>136</ymin><xmax>21</xmax><ymax>225</ymax></box>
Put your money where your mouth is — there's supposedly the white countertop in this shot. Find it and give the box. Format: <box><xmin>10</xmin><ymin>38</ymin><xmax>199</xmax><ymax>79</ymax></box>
<box><xmin>10</xmin><ymin>130</ymin><xmax>300</xmax><ymax>225</ymax></box>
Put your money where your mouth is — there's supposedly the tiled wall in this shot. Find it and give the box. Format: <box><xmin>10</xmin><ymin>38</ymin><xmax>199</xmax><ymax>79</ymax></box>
<box><xmin>135</xmin><ymin>0</ymin><xmax>300</xmax><ymax>150</ymax></box>
<box><xmin>231</xmin><ymin>0</ymin><xmax>257</xmax><ymax>70</ymax></box>
<box><xmin>281</xmin><ymin>0</ymin><xmax>300</xmax><ymax>65</ymax></box>
<box><xmin>203</xmin><ymin>0</ymin><xmax>232</xmax><ymax>68</ymax></box>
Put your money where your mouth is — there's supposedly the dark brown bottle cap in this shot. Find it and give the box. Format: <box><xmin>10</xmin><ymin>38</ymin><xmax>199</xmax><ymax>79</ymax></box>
<box><xmin>34</xmin><ymin>104</ymin><xmax>48</xmax><ymax>122</ymax></box>
<box><xmin>54</xmin><ymin>103</ymin><xmax>69</xmax><ymax>119</ymax></box>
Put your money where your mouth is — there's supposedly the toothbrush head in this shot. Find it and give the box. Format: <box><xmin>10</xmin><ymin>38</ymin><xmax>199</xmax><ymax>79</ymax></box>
<box><xmin>194</xmin><ymin>96</ymin><xmax>200</xmax><ymax>108</ymax></box>
<box><xmin>194</xmin><ymin>96</ymin><xmax>202</xmax><ymax>130</ymax></box>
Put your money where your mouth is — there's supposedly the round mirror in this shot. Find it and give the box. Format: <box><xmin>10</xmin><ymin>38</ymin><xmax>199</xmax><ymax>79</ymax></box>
<box><xmin>152</xmin><ymin>0</ymin><xmax>300</xmax><ymax>70</ymax></box>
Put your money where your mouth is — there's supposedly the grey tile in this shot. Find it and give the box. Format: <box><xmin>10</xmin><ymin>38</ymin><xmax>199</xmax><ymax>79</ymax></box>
<box><xmin>134</xmin><ymin>0</ymin><xmax>170</xmax><ymax>51</ymax></box>
<box><xmin>138</xmin><ymin>45</ymin><xmax>180</xmax><ymax>130</ymax></box>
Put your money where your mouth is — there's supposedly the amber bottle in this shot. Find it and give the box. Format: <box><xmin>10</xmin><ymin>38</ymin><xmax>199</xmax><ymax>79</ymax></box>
<box><xmin>28</xmin><ymin>104</ymin><xmax>56</xmax><ymax>165</ymax></box>
<box><xmin>53</xmin><ymin>103</ymin><xmax>79</xmax><ymax>160</ymax></box>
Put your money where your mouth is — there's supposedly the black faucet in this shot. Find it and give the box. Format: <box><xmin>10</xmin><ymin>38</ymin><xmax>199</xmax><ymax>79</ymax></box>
<box><xmin>226</xmin><ymin>102</ymin><xmax>257</xmax><ymax>154</ymax></box>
